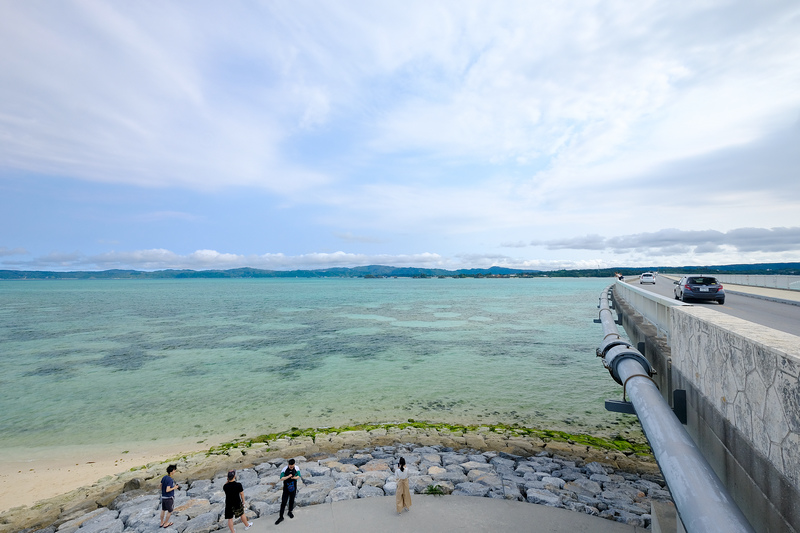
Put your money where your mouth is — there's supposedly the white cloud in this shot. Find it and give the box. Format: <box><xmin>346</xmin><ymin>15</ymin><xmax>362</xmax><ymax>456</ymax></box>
<box><xmin>4</xmin><ymin>246</ymin><xmax>613</xmax><ymax>272</ymax></box>
<box><xmin>0</xmin><ymin>247</ymin><xmax>28</xmax><ymax>257</ymax></box>
<box><xmin>6</xmin><ymin>249</ymin><xmax>450</xmax><ymax>272</ymax></box>
<box><xmin>3</xmin><ymin>2</ymin><xmax>798</xmax><ymax>196</ymax></box>
<box><xmin>531</xmin><ymin>227</ymin><xmax>800</xmax><ymax>256</ymax></box>
<box><xmin>1</xmin><ymin>1</ymin><xmax>799</xmax><ymax>269</ymax></box>
<box><xmin>0</xmin><ymin>2</ymin><xmax>329</xmax><ymax>193</ymax></box>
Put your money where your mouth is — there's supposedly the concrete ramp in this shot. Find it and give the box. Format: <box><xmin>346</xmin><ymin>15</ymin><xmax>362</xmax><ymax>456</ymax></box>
<box><xmin>245</xmin><ymin>495</ymin><xmax>646</xmax><ymax>533</ymax></box>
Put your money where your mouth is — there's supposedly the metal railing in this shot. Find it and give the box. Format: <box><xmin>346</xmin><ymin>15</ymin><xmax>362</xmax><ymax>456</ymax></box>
<box><xmin>596</xmin><ymin>286</ymin><xmax>755</xmax><ymax>533</ymax></box>
<box><xmin>713</xmin><ymin>274</ymin><xmax>800</xmax><ymax>291</ymax></box>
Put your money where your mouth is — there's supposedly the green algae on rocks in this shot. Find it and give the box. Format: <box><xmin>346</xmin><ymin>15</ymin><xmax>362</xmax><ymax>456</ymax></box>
<box><xmin>206</xmin><ymin>420</ymin><xmax>652</xmax><ymax>457</ymax></box>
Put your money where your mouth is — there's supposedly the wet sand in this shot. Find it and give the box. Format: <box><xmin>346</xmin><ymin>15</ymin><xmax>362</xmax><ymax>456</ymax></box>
<box><xmin>0</xmin><ymin>438</ymin><xmax>226</xmax><ymax>513</ymax></box>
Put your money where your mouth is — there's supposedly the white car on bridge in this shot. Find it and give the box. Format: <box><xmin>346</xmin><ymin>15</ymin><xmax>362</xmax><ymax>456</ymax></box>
<box><xmin>639</xmin><ymin>272</ymin><xmax>656</xmax><ymax>284</ymax></box>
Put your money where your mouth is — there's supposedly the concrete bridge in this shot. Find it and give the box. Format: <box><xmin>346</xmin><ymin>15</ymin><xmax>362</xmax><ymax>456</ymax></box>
<box><xmin>611</xmin><ymin>278</ymin><xmax>800</xmax><ymax>533</ymax></box>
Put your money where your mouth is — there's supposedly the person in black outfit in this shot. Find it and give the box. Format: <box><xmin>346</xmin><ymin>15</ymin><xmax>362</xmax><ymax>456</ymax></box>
<box><xmin>223</xmin><ymin>470</ymin><xmax>252</xmax><ymax>532</ymax></box>
<box><xmin>275</xmin><ymin>459</ymin><xmax>301</xmax><ymax>525</ymax></box>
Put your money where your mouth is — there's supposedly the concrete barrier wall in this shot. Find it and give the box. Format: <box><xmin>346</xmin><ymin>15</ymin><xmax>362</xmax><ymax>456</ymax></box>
<box><xmin>714</xmin><ymin>274</ymin><xmax>800</xmax><ymax>291</ymax></box>
<box><xmin>669</xmin><ymin>306</ymin><xmax>800</xmax><ymax>533</ymax></box>
<box><xmin>612</xmin><ymin>286</ymin><xmax>800</xmax><ymax>533</ymax></box>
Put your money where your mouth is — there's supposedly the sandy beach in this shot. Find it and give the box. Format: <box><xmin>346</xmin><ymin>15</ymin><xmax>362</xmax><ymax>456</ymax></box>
<box><xmin>0</xmin><ymin>438</ymin><xmax>226</xmax><ymax>514</ymax></box>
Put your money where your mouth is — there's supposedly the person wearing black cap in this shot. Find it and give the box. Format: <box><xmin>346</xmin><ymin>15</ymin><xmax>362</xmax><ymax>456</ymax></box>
<box><xmin>224</xmin><ymin>470</ymin><xmax>252</xmax><ymax>532</ymax></box>
<box><xmin>275</xmin><ymin>459</ymin><xmax>301</xmax><ymax>525</ymax></box>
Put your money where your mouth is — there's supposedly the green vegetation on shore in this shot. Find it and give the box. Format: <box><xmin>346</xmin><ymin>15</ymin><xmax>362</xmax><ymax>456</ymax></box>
<box><xmin>206</xmin><ymin>420</ymin><xmax>652</xmax><ymax>457</ymax></box>
<box><xmin>1</xmin><ymin>261</ymin><xmax>797</xmax><ymax>280</ymax></box>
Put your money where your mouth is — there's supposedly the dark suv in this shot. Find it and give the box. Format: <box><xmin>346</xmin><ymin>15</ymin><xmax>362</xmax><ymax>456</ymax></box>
<box><xmin>674</xmin><ymin>276</ymin><xmax>725</xmax><ymax>304</ymax></box>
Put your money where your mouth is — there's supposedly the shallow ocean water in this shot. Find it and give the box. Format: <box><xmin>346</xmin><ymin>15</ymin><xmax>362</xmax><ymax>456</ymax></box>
<box><xmin>0</xmin><ymin>277</ymin><xmax>636</xmax><ymax>450</ymax></box>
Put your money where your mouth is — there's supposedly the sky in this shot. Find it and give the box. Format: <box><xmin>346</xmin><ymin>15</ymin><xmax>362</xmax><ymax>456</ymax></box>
<box><xmin>1</xmin><ymin>1</ymin><xmax>799</xmax><ymax>272</ymax></box>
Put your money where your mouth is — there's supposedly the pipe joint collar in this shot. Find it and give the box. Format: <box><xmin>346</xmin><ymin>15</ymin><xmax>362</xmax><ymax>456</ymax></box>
<box><xmin>597</xmin><ymin>336</ymin><xmax>630</xmax><ymax>359</ymax></box>
<box><xmin>603</xmin><ymin>344</ymin><xmax>653</xmax><ymax>385</ymax></box>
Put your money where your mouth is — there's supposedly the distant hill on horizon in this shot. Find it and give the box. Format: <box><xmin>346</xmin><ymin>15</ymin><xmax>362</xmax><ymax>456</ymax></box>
<box><xmin>1</xmin><ymin>262</ymin><xmax>798</xmax><ymax>280</ymax></box>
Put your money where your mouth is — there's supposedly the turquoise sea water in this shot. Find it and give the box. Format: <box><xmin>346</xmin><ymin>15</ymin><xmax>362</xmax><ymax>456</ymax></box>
<box><xmin>0</xmin><ymin>277</ymin><xmax>633</xmax><ymax>450</ymax></box>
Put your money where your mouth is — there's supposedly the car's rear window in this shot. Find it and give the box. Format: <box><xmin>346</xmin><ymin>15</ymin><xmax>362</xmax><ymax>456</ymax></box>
<box><xmin>687</xmin><ymin>277</ymin><xmax>718</xmax><ymax>285</ymax></box>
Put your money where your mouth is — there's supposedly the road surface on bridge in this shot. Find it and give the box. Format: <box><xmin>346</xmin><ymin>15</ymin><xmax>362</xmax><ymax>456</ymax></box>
<box><xmin>625</xmin><ymin>276</ymin><xmax>800</xmax><ymax>337</ymax></box>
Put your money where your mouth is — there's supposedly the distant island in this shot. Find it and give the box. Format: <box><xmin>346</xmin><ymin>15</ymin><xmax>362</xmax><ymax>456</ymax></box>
<box><xmin>1</xmin><ymin>262</ymin><xmax>798</xmax><ymax>280</ymax></box>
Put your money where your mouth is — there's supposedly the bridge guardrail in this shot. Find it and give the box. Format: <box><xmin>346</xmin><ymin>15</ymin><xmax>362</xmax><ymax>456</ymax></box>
<box><xmin>596</xmin><ymin>286</ymin><xmax>755</xmax><ymax>533</ymax></box>
<box><xmin>713</xmin><ymin>274</ymin><xmax>800</xmax><ymax>291</ymax></box>
<box><xmin>661</xmin><ymin>273</ymin><xmax>800</xmax><ymax>291</ymax></box>
<box><xmin>613</xmin><ymin>279</ymin><xmax>688</xmax><ymax>341</ymax></box>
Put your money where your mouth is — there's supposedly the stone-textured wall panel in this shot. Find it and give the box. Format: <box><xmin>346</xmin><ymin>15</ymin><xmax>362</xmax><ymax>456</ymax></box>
<box><xmin>741</xmin><ymin>340</ymin><xmax>757</xmax><ymax>376</ymax></box>
<box><xmin>669</xmin><ymin>305</ymin><xmax>800</xmax><ymax>493</ymax></box>
<box><xmin>764</xmin><ymin>385</ymin><xmax>790</xmax><ymax>447</ymax></box>
<box><xmin>755</xmin><ymin>344</ymin><xmax>778</xmax><ymax>389</ymax></box>
<box><xmin>727</xmin><ymin>345</ymin><xmax>748</xmax><ymax>393</ymax></box>
<box><xmin>749</xmin><ymin>373</ymin><xmax>771</xmax><ymax>458</ymax></box>
<box><xmin>778</xmin><ymin>353</ymin><xmax>800</xmax><ymax>378</ymax></box>
<box><xmin>733</xmin><ymin>394</ymin><xmax>753</xmax><ymax>444</ymax></box>
<box><xmin>782</xmin><ymin>432</ymin><xmax>800</xmax><ymax>487</ymax></box>
<box><xmin>779</xmin><ymin>371</ymin><xmax>800</xmax><ymax>434</ymax></box>
<box><xmin>720</xmin><ymin>357</ymin><xmax>740</xmax><ymax>404</ymax></box>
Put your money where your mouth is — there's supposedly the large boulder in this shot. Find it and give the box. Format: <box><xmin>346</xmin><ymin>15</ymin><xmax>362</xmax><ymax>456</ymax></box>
<box><xmin>243</xmin><ymin>485</ymin><xmax>276</xmax><ymax>503</ymax></box>
<box><xmin>120</xmin><ymin>504</ymin><xmax>159</xmax><ymax>531</ymax></box>
<box><xmin>354</xmin><ymin>471</ymin><xmax>391</xmax><ymax>488</ymax></box>
<box><xmin>357</xmin><ymin>485</ymin><xmax>385</xmax><ymax>498</ymax></box>
<box><xmin>79</xmin><ymin>517</ymin><xmax>124</xmax><ymax>533</ymax></box>
<box><xmin>55</xmin><ymin>508</ymin><xmax>108</xmax><ymax>533</ymax></box>
<box><xmin>186</xmin><ymin>480</ymin><xmax>213</xmax><ymax>498</ymax></box>
<box><xmin>326</xmin><ymin>486</ymin><xmax>359</xmax><ymax>503</ymax></box>
<box><xmin>526</xmin><ymin>488</ymin><xmax>562</xmax><ymax>507</ymax></box>
<box><xmin>304</xmin><ymin>465</ymin><xmax>332</xmax><ymax>477</ymax></box>
<box><xmin>564</xmin><ymin>478</ymin><xmax>602</xmax><ymax>497</ymax></box>
<box><xmin>173</xmin><ymin>499</ymin><xmax>214</xmax><ymax>520</ymax></box>
<box><xmin>489</xmin><ymin>457</ymin><xmax>516</xmax><ymax>469</ymax></box>
<box><xmin>469</xmin><ymin>472</ymin><xmax>504</xmax><ymax>492</ymax></box>
<box><xmin>429</xmin><ymin>480</ymin><xmax>454</xmax><ymax>495</ymax></box>
<box><xmin>295</xmin><ymin>485</ymin><xmax>332</xmax><ymax>507</ymax></box>
<box><xmin>361</xmin><ymin>460</ymin><xmax>392</xmax><ymax>472</ymax></box>
<box><xmin>541</xmin><ymin>476</ymin><xmax>566</xmax><ymax>490</ymax></box>
<box><xmin>431</xmin><ymin>470</ymin><xmax>468</xmax><ymax>485</ymax></box>
<box><xmin>408</xmin><ymin>476</ymin><xmax>433</xmax><ymax>494</ymax></box>
<box><xmin>250</xmin><ymin>501</ymin><xmax>280</xmax><ymax>518</ymax></box>
<box><xmin>441</xmin><ymin>453</ymin><xmax>468</xmax><ymax>465</ymax></box>
<box><xmin>460</xmin><ymin>461</ymin><xmax>492</xmax><ymax>472</ymax></box>
<box><xmin>426</xmin><ymin>466</ymin><xmax>447</xmax><ymax>477</ymax></box>
<box><xmin>235</xmin><ymin>469</ymin><xmax>259</xmax><ymax>488</ymax></box>
<box><xmin>178</xmin><ymin>511</ymin><xmax>220</xmax><ymax>533</ymax></box>
<box><xmin>452</xmin><ymin>482</ymin><xmax>490</xmax><ymax>497</ymax></box>
<box><xmin>584</xmin><ymin>462</ymin><xmax>609</xmax><ymax>475</ymax></box>
<box><xmin>491</xmin><ymin>479</ymin><xmax>523</xmax><ymax>501</ymax></box>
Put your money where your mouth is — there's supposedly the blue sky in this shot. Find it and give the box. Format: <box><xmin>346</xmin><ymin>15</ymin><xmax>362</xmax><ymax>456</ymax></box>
<box><xmin>1</xmin><ymin>1</ymin><xmax>799</xmax><ymax>271</ymax></box>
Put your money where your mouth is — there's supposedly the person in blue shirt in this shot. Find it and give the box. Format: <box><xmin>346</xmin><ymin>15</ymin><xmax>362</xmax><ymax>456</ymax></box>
<box><xmin>159</xmin><ymin>465</ymin><xmax>180</xmax><ymax>528</ymax></box>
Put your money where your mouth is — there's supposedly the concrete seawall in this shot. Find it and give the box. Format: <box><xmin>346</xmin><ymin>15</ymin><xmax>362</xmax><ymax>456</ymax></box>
<box><xmin>611</xmin><ymin>286</ymin><xmax>800</xmax><ymax>533</ymax></box>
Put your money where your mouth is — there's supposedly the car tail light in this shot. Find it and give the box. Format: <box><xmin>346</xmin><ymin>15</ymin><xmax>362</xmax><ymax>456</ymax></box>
<box><xmin>718</xmin><ymin>284</ymin><xmax>723</xmax><ymax>290</ymax></box>
<box><xmin>684</xmin><ymin>284</ymin><xmax>692</xmax><ymax>291</ymax></box>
